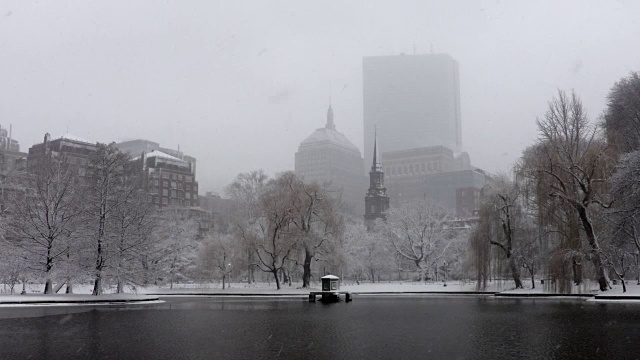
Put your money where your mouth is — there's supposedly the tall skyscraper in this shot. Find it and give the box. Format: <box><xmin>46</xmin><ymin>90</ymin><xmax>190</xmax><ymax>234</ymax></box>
<box><xmin>295</xmin><ymin>105</ymin><xmax>365</xmax><ymax>214</ymax></box>
<box><xmin>363</xmin><ymin>53</ymin><xmax>461</xmax><ymax>168</ymax></box>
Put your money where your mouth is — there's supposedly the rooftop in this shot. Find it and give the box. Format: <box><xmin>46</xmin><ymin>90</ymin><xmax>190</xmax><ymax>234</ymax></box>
<box><xmin>298</xmin><ymin>106</ymin><xmax>361</xmax><ymax>154</ymax></box>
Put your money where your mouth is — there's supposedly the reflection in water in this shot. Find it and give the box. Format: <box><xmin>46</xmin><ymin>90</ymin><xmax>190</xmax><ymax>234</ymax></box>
<box><xmin>0</xmin><ymin>297</ymin><xmax>639</xmax><ymax>359</ymax></box>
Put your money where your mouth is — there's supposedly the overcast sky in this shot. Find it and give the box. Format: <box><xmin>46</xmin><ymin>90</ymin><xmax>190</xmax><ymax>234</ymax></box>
<box><xmin>2</xmin><ymin>0</ymin><xmax>639</xmax><ymax>193</ymax></box>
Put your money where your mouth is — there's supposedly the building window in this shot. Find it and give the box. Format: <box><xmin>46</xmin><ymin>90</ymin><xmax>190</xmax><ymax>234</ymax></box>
<box><xmin>185</xmin><ymin>175</ymin><xmax>193</xmax><ymax>182</ymax></box>
<box><xmin>163</xmin><ymin>189</ymin><xmax>168</xmax><ymax>196</ymax></box>
<box><xmin>171</xmin><ymin>181</ymin><xmax>177</xmax><ymax>189</ymax></box>
<box><xmin>186</xmin><ymin>193</ymin><xmax>191</xmax><ymax>199</ymax></box>
<box><xmin>163</xmin><ymin>180</ymin><xmax>169</xmax><ymax>187</ymax></box>
<box><xmin>162</xmin><ymin>198</ymin><xmax>168</xmax><ymax>205</ymax></box>
<box><xmin>171</xmin><ymin>190</ymin><xmax>177</xmax><ymax>198</ymax></box>
<box><xmin>178</xmin><ymin>182</ymin><xmax>183</xmax><ymax>190</ymax></box>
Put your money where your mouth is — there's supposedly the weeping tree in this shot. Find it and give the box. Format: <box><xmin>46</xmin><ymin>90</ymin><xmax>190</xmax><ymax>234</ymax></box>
<box><xmin>241</xmin><ymin>175</ymin><xmax>298</xmax><ymax>290</ymax></box>
<box><xmin>481</xmin><ymin>175</ymin><xmax>526</xmax><ymax>288</ymax></box>
<box><xmin>519</xmin><ymin>90</ymin><xmax>615</xmax><ymax>291</ymax></box>
<box><xmin>283</xmin><ymin>172</ymin><xmax>341</xmax><ymax>288</ymax></box>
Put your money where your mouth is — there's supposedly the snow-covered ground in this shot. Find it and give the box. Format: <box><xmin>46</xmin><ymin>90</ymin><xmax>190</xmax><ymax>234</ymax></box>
<box><xmin>144</xmin><ymin>280</ymin><xmax>516</xmax><ymax>295</ymax></box>
<box><xmin>4</xmin><ymin>280</ymin><xmax>640</xmax><ymax>302</ymax></box>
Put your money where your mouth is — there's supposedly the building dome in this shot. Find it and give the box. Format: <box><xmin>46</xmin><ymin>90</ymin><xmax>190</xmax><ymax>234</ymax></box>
<box><xmin>298</xmin><ymin>106</ymin><xmax>361</xmax><ymax>154</ymax></box>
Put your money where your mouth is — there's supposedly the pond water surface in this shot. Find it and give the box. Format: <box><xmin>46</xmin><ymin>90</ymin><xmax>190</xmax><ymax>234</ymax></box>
<box><xmin>0</xmin><ymin>296</ymin><xmax>638</xmax><ymax>359</ymax></box>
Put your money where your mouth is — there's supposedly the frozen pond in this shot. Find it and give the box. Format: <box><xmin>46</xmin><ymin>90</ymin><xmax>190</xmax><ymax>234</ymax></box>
<box><xmin>0</xmin><ymin>296</ymin><xmax>639</xmax><ymax>359</ymax></box>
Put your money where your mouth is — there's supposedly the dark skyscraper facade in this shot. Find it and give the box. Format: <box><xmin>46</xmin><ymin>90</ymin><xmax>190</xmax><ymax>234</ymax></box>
<box><xmin>363</xmin><ymin>53</ymin><xmax>462</xmax><ymax>169</ymax></box>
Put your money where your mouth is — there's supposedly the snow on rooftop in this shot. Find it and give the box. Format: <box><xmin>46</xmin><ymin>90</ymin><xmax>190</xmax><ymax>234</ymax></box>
<box><xmin>299</xmin><ymin>127</ymin><xmax>361</xmax><ymax>154</ymax></box>
<box><xmin>55</xmin><ymin>133</ymin><xmax>94</xmax><ymax>144</ymax></box>
<box><xmin>144</xmin><ymin>150</ymin><xmax>185</xmax><ymax>162</ymax></box>
<box><xmin>321</xmin><ymin>275</ymin><xmax>339</xmax><ymax>279</ymax></box>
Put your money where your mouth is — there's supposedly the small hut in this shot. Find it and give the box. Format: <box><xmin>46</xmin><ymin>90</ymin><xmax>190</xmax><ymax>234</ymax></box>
<box><xmin>321</xmin><ymin>275</ymin><xmax>340</xmax><ymax>292</ymax></box>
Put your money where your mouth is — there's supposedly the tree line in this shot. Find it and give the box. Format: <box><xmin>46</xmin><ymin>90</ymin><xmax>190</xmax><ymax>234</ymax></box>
<box><xmin>0</xmin><ymin>143</ymin><xmax>199</xmax><ymax>295</ymax></box>
<box><xmin>471</xmin><ymin>72</ymin><xmax>640</xmax><ymax>293</ymax></box>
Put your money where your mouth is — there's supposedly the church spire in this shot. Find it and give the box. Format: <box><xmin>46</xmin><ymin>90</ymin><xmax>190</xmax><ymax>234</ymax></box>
<box><xmin>372</xmin><ymin>126</ymin><xmax>381</xmax><ymax>171</ymax></box>
<box><xmin>325</xmin><ymin>104</ymin><xmax>335</xmax><ymax>130</ymax></box>
<box><xmin>365</xmin><ymin>125</ymin><xmax>389</xmax><ymax>225</ymax></box>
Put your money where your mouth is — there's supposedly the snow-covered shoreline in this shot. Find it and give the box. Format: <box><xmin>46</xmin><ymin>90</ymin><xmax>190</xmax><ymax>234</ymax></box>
<box><xmin>3</xmin><ymin>281</ymin><xmax>640</xmax><ymax>306</ymax></box>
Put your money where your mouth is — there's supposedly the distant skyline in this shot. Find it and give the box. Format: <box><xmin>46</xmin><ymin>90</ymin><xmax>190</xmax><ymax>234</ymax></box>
<box><xmin>2</xmin><ymin>1</ymin><xmax>640</xmax><ymax>193</ymax></box>
<box><xmin>363</xmin><ymin>53</ymin><xmax>461</xmax><ymax>170</ymax></box>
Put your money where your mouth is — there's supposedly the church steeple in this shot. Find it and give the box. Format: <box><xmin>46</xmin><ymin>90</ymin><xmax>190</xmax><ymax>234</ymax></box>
<box><xmin>372</xmin><ymin>126</ymin><xmax>381</xmax><ymax>172</ymax></box>
<box><xmin>365</xmin><ymin>126</ymin><xmax>390</xmax><ymax>225</ymax></box>
<box><xmin>325</xmin><ymin>105</ymin><xmax>335</xmax><ymax>130</ymax></box>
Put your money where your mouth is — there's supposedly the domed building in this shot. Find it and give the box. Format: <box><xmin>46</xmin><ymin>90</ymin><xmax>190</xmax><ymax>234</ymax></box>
<box><xmin>295</xmin><ymin>106</ymin><xmax>366</xmax><ymax>214</ymax></box>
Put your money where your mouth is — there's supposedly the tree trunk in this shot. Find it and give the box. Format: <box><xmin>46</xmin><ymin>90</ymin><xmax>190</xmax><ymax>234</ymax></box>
<box><xmin>247</xmin><ymin>249</ymin><xmax>253</xmax><ymax>284</ymax></box>
<box><xmin>44</xmin><ymin>278</ymin><xmax>53</xmax><ymax>294</ymax></box>
<box><xmin>572</xmin><ymin>258</ymin><xmax>583</xmax><ymax>285</ymax></box>
<box><xmin>508</xmin><ymin>255</ymin><xmax>523</xmax><ymax>289</ymax></box>
<box><xmin>530</xmin><ymin>269</ymin><xmax>535</xmax><ymax>289</ymax></box>
<box><xmin>577</xmin><ymin>206</ymin><xmax>609</xmax><ymax>291</ymax></box>
<box><xmin>92</xmin><ymin>276</ymin><xmax>103</xmax><ymax>296</ymax></box>
<box><xmin>302</xmin><ymin>249</ymin><xmax>313</xmax><ymax>288</ymax></box>
<box><xmin>53</xmin><ymin>281</ymin><xmax>66</xmax><ymax>294</ymax></box>
<box><xmin>44</xmin><ymin>245</ymin><xmax>54</xmax><ymax>294</ymax></box>
<box><xmin>272</xmin><ymin>269</ymin><xmax>281</xmax><ymax>290</ymax></box>
<box><xmin>621</xmin><ymin>278</ymin><xmax>627</xmax><ymax>293</ymax></box>
<box><xmin>222</xmin><ymin>273</ymin><xmax>226</xmax><ymax>289</ymax></box>
<box><xmin>66</xmin><ymin>283</ymin><xmax>74</xmax><ymax>294</ymax></box>
<box><xmin>117</xmin><ymin>279</ymin><xmax>124</xmax><ymax>294</ymax></box>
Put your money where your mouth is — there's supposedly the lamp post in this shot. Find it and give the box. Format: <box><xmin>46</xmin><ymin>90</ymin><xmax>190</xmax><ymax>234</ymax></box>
<box><xmin>443</xmin><ymin>261</ymin><xmax>448</xmax><ymax>287</ymax></box>
<box><xmin>635</xmin><ymin>251</ymin><xmax>639</xmax><ymax>286</ymax></box>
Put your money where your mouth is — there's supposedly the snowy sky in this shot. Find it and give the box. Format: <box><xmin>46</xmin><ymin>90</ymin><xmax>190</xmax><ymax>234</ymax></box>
<box><xmin>2</xmin><ymin>0</ymin><xmax>639</xmax><ymax>193</ymax></box>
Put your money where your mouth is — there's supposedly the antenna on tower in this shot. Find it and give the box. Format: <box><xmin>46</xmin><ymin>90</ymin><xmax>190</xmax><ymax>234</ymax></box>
<box><xmin>329</xmin><ymin>77</ymin><xmax>332</xmax><ymax>106</ymax></box>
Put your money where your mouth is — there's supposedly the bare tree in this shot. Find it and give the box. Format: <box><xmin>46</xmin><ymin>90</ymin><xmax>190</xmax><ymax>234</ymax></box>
<box><xmin>521</xmin><ymin>90</ymin><xmax>614</xmax><ymax>291</ymax></box>
<box><xmin>241</xmin><ymin>175</ymin><xmax>297</xmax><ymax>290</ymax></box>
<box><xmin>381</xmin><ymin>200</ymin><xmax>453</xmax><ymax>282</ymax></box>
<box><xmin>84</xmin><ymin>143</ymin><xmax>135</xmax><ymax>295</ymax></box>
<box><xmin>480</xmin><ymin>175</ymin><xmax>525</xmax><ymax>289</ymax></box>
<box><xmin>284</xmin><ymin>172</ymin><xmax>341</xmax><ymax>288</ymax></box>
<box><xmin>199</xmin><ymin>233</ymin><xmax>239</xmax><ymax>289</ymax></box>
<box><xmin>109</xmin><ymin>173</ymin><xmax>156</xmax><ymax>294</ymax></box>
<box><xmin>342</xmin><ymin>221</ymin><xmax>392</xmax><ymax>283</ymax></box>
<box><xmin>7</xmin><ymin>156</ymin><xmax>83</xmax><ymax>294</ymax></box>
<box><xmin>225</xmin><ymin>170</ymin><xmax>268</xmax><ymax>284</ymax></box>
<box><xmin>151</xmin><ymin>209</ymin><xmax>199</xmax><ymax>289</ymax></box>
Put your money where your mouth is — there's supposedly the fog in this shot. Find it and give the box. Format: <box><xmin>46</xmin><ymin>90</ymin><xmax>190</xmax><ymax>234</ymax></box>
<box><xmin>2</xmin><ymin>0</ymin><xmax>639</xmax><ymax>193</ymax></box>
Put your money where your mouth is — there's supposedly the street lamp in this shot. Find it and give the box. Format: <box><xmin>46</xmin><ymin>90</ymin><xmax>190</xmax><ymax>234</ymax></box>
<box><xmin>635</xmin><ymin>251</ymin><xmax>639</xmax><ymax>286</ymax></box>
<box><xmin>443</xmin><ymin>261</ymin><xmax>448</xmax><ymax>287</ymax></box>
